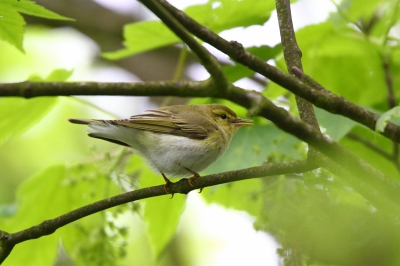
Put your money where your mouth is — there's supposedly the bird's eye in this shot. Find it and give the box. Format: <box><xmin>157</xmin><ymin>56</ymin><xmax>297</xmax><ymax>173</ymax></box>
<box><xmin>221</xmin><ymin>114</ymin><xmax>227</xmax><ymax>119</ymax></box>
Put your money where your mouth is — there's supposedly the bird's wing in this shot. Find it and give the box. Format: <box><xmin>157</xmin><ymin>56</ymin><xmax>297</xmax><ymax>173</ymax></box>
<box><xmin>113</xmin><ymin>109</ymin><xmax>217</xmax><ymax>139</ymax></box>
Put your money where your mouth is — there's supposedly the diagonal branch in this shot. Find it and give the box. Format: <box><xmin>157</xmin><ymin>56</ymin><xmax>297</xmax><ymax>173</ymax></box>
<box><xmin>0</xmin><ymin>160</ymin><xmax>315</xmax><ymax>263</ymax></box>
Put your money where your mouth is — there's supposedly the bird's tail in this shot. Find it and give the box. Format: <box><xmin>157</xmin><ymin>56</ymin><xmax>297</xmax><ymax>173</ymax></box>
<box><xmin>68</xmin><ymin>118</ymin><xmax>92</xmax><ymax>125</ymax></box>
<box><xmin>68</xmin><ymin>118</ymin><xmax>131</xmax><ymax>147</ymax></box>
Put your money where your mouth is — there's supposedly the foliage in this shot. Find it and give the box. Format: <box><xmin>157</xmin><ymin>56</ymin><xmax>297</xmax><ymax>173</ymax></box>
<box><xmin>0</xmin><ymin>0</ymin><xmax>72</xmax><ymax>51</ymax></box>
<box><xmin>1</xmin><ymin>0</ymin><xmax>400</xmax><ymax>265</ymax></box>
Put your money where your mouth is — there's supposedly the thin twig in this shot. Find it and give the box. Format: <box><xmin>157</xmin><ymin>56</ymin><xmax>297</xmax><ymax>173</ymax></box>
<box><xmin>347</xmin><ymin>132</ymin><xmax>393</xmax><ymax>161</ymax></box>
<box><xmin>347</xmin><ymin>132</ymin><xmax>400</xmax><ymax>174</ymax></box>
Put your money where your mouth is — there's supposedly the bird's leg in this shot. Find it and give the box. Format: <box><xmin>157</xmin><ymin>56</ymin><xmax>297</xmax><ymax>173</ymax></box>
<box><xmin>161</xmin><ymin>172</ymin><xmax>174</xmax><ymax>198</ymax></box>
<box><xmin>183</xmin><ymin>167</ymin><xmax>203</xmax><ymax>193</ymax></box>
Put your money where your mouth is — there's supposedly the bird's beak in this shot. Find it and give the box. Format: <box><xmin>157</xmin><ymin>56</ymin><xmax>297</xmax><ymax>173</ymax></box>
<box><xmin>232</xmin><ymin>118</ymin><xmax>253</xmax><ymax>127</ymax></box>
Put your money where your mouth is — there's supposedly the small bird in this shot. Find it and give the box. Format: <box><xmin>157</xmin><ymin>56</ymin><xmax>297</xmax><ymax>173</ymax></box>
<box><xmin>69</xmin><ymin>104</ymin><xmax>253</xmax><ymax>194</ymax></box>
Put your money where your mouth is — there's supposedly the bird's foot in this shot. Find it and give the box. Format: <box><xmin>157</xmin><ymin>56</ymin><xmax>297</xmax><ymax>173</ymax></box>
<box><xmin>161</xmin><ymin>172</ymin><xmax>174</xmax><ymax>199</ymax></box>
<box><xmin>184</xmin><ymin>167</ymin><xmax>204</xmax><ymax>193</ymax></box>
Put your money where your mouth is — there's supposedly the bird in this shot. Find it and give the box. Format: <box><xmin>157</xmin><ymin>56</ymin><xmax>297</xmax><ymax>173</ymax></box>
<box><xmin>69</xmin><ymin>104</ymin><xmax>253</xmax><ymax>194</ymax></box>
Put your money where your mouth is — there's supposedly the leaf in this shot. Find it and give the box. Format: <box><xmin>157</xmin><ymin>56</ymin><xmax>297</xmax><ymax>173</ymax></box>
<box><xmin>103</xmin><ymin>21</ymin><xmax>180</xmax><ymax>60</ymax></box>
<box><xmin>296</xmin><ymin>22</ymin><xmax>387</xmax><ymax>106</ymax></box>
<box><xmin>12</xmin><ymin>0</ymin><xmax>72</xmax><ymax>20</ymax></box>
<box><xmin>28</xmin><ymin>68</ymin><xmax>74</xmax><ymax>81</ymax></box>
<box><xmin>104</xmin><ymin>0</ymin><xmax>276</xmax><ymax>60</ymax></box>
<box><xmin>0</xmin><ymin>163</ymin><xmax>123</xmax><ymax>266</ymax></box>
<box><xmin>0</xmin><ymin>0</ymin><xmax>72</xmax><ymax>51</ymax></box>
<box><xmin>143</xmin><ymin>193</ymin><xmax>186</xmax><ymax>258</ymax></box>
<box><xmin>185</xmin><ymin>0</ymin><xmax>275</xmax><ymax>32</ymax></box>
<box><xmin>127</xmin><ymin>156</ymin><xmax>186</xmax><ymax>258</ymax></box>
<box><xmin>203</xmin><ymin>178</ymin><xmax>264</xmax><ymax>217</ymax></box>
<box><xmin>0</xmin><ymin>4</ymin><xmax>25</xmax><ymax>51</ymax></box>
<box><xmin>204</xmin><ymin>124</ymin><xmax>303</xmax><ymax>174</ymax></box>
<box><xmin>222</xmin><ymin>45</ymin><xmax>282</xmax><ymax>82</ymax></box>
<box><xmin>339</xmin><ymin>0</ymin><xmax>390</xmax><ymax>21</ymax></box>
<box><xmin>391</xmin><ymin>48</ymin><xmax>400</xmax><ymax>104</ymax></box>
<box><xmin>315</xmin><ymin>107</ymin><xmax>357</xmax><ymax>141</ymax></box>
<box><xmin>257</xmin><ymin>174</ymin><xmax>400</xmax><ymax>265</ymax></box>
<box><xmin>375</xmin><ymin>106</ymin><xmax>400</xmax><ymax>133</ymax></box>
<box><xmin>0</xmin><ymin>97</ymin><xmax>59</xmax><ymax>145</ymax></box>
<box><xmin>341</xmin><ymin>126</ymin><xmax>399</xmax><ymax>177</ymax></box>
<box><xmin>0</xmin><ymin>68</ymin><xmax>75</xmax><ymax>145</ymax></box>
<box><xmin>368</xmin><ymin>0</ymin><xmax>400</xmax><ymax>40</ymax></box>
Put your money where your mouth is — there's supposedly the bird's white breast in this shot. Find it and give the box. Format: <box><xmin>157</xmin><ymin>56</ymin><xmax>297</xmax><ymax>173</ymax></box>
<box><xmin>140</xmin><ymin>132</ymin><xmax>224</xmax><ymax>177</ymax></box>
<box><xmin>87</xmin><ymin>124</ymin><xmax>228</xmax><ymax>178</ymax></box>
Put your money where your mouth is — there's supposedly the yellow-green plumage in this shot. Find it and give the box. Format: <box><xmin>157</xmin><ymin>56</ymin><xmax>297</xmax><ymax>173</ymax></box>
<box><xmin>69</xmin><ymin>104</ymin><xmax>252</xmax><ymax>183</ymax></box>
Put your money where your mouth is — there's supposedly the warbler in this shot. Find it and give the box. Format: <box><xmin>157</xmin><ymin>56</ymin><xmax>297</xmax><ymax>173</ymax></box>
<box><xmin>69</xmin><ymin>104</ymin><xmax>253</xmax><ymax>193</ymax></box>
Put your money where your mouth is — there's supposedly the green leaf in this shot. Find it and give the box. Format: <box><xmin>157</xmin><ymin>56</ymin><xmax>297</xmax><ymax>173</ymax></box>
<box><xmin>0</xmin><ymin>68</ymin><xmax>74</xmax><ymax>145</ymax></box>
<box><xmin>0</xmin><ymin>0</ymin><xmax>72</xmax><ymax>51</ymax></box>
<box><xmin>315</xmin><ymin>107</ymin><xmax>357</xmax><ymax>141</ymax></box>
<box><xmin>127</xmin><ymin>156</ymin><xmax>186</xmax><ymax>258</ymax></box>
<box><xmin>0</xmin><ymin>163</ymin><xmax>123</xmax><ymax>266</ymax></box>
<box><xmin>186</xmin><ymin>0</ymin><xmax>275</xmax><ymax>32</ymax></box>
<box><xmin>103</xmin><ymin>21</ymin><xmax>180</xmax><ymax>60</ymax></box>
<box><xmin>0</xmin><ymin>5</ymin><xmax>25</xmax><ymax>51</ymax></box>
<box><xmin>28</xmin><ymin>68</ymin><xmax>74</xmax><ymax>81</ymax></box>
<box><xmin>297</xmin><ymin>22</ymin><xmax>386</xmax><ymax>106</ymax></box>
<box><xmin>204</xmin><ymin>125</ymin><xmax>303</xmax><ymax>174</ymax></box>
<box><xmin>257</xmin><ymin>174</ymin><xmax>400</xmax><ymax>265</ymax></box>
<box><xmin>366</xmin><ymin>0</ymin><xmax>400</xmax><ymax>40</ymax></box>
<box><xmin>143</xmin><ymin>193</ymin><xmax>185</xmax><ymax>258</ymax></box>
<box><xmin>13</xmin><ymin>0</ymin><xmax>72</xmax><ymax>20</ymax></box>
<box><xmin>104</xmin><ymin>0</ymin><xmax>276</xmax><ymax>60</ymax></box>
<box><xmin>339</xmin><ymin>0</ymin><xmax>390</xmax><ymax>21</ymax></box>
<box><xmin>333</xmin><ymin>0</ymin><xmax>399</xmax><ymax>41</ymax></box>
<box><xmin>376</xmin><ymin>106</ymin><xmax>400</xmax><ymax>132</ymax></box>
<box><xmin>223</xmin><ymin>45</ymin><xmax>282</xmax><ymax>82</ymax></box>
<box><xmin>340</xmin><ymin>126</ymin><xmax>399</xmax><ymax>177</ymax></box>
<box><xmin>391</xmin><ymin>48</ymin><xmax>400</xmax><ymax>104</ymax></box>
<box><xmin>203</xmin><ymin>178</ymin><xmax>263</xmax><ymax>217</ymax></box>
<box><xmin>0</xmin><ymin>97</ymin><xmax>59</xmax><ymax>145</ymax></box>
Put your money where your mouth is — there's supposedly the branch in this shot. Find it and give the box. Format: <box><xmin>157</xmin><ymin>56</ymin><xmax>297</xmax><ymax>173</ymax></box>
<box><xmin>157</xmin><ymin>0</ymin><xmax>400</xmax><ymax>144</ymax></box>
<box><xmin>0</xmin><ymin>160</ymin><xmax>315</xmax><ymax>263</ymax></box>
<box><xmin>275</xmin><ymin>0</ymin><xmax>318</xmax><ymax>127</ymax></box>
<box><xmin>275</xmin><ymin>0</ymin><xmax>321</xmax><ymax>165</ymax></box>
<box><xmin>0</xmin><ymin>80</ymin><xmax>217</xmax><ymax>98</ymax></box>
